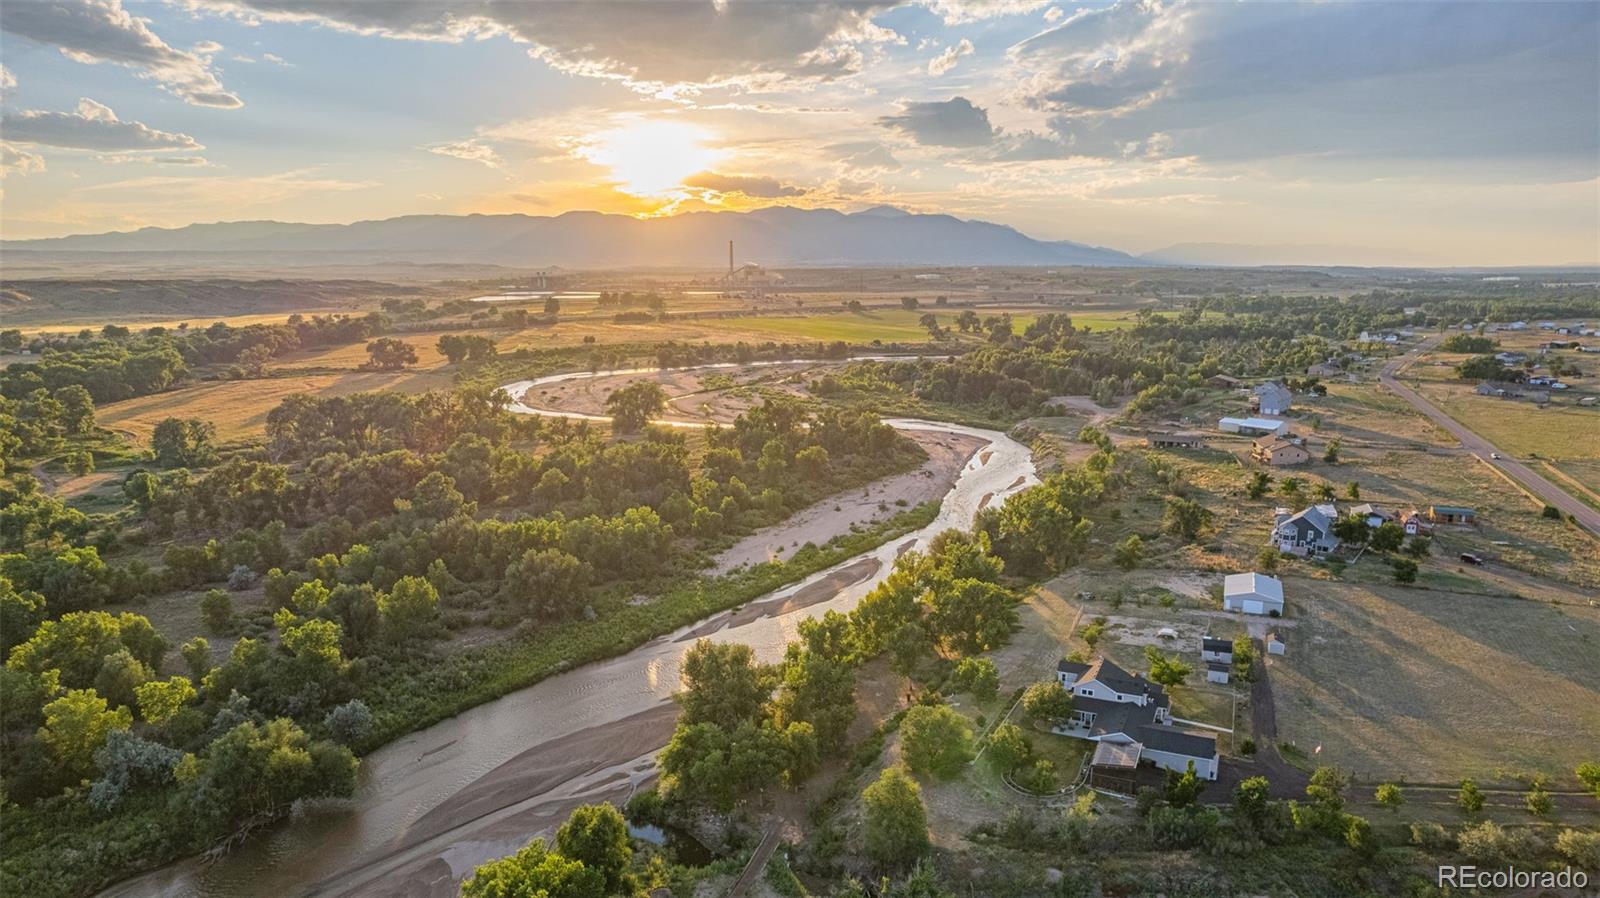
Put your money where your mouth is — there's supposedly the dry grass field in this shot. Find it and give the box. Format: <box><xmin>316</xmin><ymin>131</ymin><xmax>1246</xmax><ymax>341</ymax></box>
<box><xmin>98</xmin><ymin>370</ymin><xmax>454</xmax><ymax>443</ymax></box>
<box><xmin>1270</xmin><ymin>579</ymin><xmax>1600</xmax><ymax>782</ymax></box>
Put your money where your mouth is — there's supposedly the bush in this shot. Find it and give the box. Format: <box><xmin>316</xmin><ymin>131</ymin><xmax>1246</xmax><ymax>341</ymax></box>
<box><xmin>1542</xmin><ymin>504</ymin><xmax>1563</xmax><ymax>520</ymax></box>
<box><xmin>200</xmin><ymin>589</ymin><xmax>233</xmax><ymax>633</ymax></box>
<box><xmin>323</xmin><ymin>699</ymin><xmax>374</xmax><ymax>746</ymax></box>
<box><xmin>1456</xmin><ymin>820</ymin><xmax>1536</xmax><ymax>866</ymax></box>
<box><xmin>1555</xmin><ymin>829</ymin><xmax>1600</xmax><ymax>869</ymax></box>
<box><xmin>227</xmin><ymin>565</ymin><xmax>256</xmax><ymax>591</ymax></box>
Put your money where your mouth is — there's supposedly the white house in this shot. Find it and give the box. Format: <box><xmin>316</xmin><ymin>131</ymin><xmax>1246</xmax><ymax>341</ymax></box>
<box><xmin>1218</xmin><ymin>416</ymin><xmax>1288</xmax><ymax>437</ymax></box>
<box><xmin>1052</xmin><ymin>657</ymin><xmax>1220</xmax><ymax>780</ymax></box>
<box><xmin>1223</xmin><ymin>572</ymin><xmax>1285</xmax><ymax>616</ymax></box>
<box><xmin>1253</xmin><ymin>382</ymin><xmax>1294</xmax><ymax>416</ymax></box>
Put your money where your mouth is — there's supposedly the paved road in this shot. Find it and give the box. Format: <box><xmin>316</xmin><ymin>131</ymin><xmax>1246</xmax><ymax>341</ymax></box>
<box><xmin>1378</xmin><ymin>341</ymin><xmax>1600</xmax><ymax>535</ymax></box>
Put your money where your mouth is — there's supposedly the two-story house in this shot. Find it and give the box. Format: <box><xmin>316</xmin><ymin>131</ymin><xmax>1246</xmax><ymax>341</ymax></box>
<box><xmin>1271</xmin><ymin>504</ymin><xmax>1341</xmax><ymax>556</ymax></box>
<box><xmin>1052</xmin><ymin>657</ymin><xmax>1220</xmax><ymax>780</ymax></box>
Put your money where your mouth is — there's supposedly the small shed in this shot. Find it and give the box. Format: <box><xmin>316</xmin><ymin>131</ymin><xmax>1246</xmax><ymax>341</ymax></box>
<box><xmin>1088</xmin><ymin>740</ymin><xmax>1142</xmax><ymax>794</ymax></box>
<box><xmin>1200</xmin><ymin>636</ymin><xmax>1233</xmax><ymax>664</ymax></box>
<box><xmin>1427</xmin><ymin>505</ymin><xmax>1477</xmax><ymax>526</ymax></box>
<box><xmin>1224</xmin><ymin>572</ymin><xmax>1285</xmax><ymax>617</ymax></box>
<box><xmin>1205</xmin><ymin>662</ymin><xmax>1230</xmax><ymax>685</ymax></box>
<box><xmin>1266</xmin><ymin>633</ymin><xmax>1286</xmax><ymax>656</ymax></box>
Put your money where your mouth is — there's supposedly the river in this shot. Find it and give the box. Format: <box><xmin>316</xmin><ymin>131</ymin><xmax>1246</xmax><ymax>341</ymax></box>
<box><xmin>100</xmin><ymin>361</ymin><xmax>1037</xmax><ymax>898</ymax></box>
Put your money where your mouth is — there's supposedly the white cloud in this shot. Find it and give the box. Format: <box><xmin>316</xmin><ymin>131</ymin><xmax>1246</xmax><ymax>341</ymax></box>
<box><xmin>185</xmin><ymin>0</ymin><xmax>902</xmax><ymax>93</ymax></box>
<box><xmin>2</xmin><ymin>98</ymin><xmax>204</xmax><ymax>151</ymax></box>
<box><xmin>683</xmin><ymin>171</ymin><xmax>806</xmax><ymax>198</ymax></box>
<box><xmin>0</xmin><ymin>0</ymin><xmax>241</xmax><ymax>108</ymax></box>
<box><xmin>1044</xmin><ymin>6</ymin><xmax>1063</xmax><ymax>23</ymax></box>
<box><xmin>261</xmin><ymin>52</ymin><xmax>290</xmax><ymax>66</ymax></box>
<box><xmin>925</xmin><ymin>0</ymin><xmax>1049</xmax><ymax>25</ymax></box>
<box><xmin>0</xmin><ymin>64</ymin><xmax>16</xmax><ymax>91</ymax></box>
<box><xmin>425</xmin><ymin>139</ymin><xmax>502</xmax><ymax>169</ymax></box>
<box><xmin>928</xmin><ymin>37</ymin><xmax>974</xmax><ymax>76</ymax></box>
<box><xmin>96</xmin><ymin>153</ymin><xmax>210</xmax><ymax>165</ymax></box>
<box><xmin>192</xmin><ymin>39</ymin><xmax>222</xmax><ymax>54</ymax></box>
<box><xmin>2</xmin><ymin>143</ymin><xmax>47</xmax><ymax>177</ymax></box>
<box><xmin>829</xmin><ymin>141</ymin><xmax>903</xmax><ymax>172</ymax></box>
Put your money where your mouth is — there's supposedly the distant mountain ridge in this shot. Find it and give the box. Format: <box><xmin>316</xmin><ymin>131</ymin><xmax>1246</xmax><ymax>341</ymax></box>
<box><xmin>3</xmin><ymin>206</ymin><xmax>1141</xmax><ymax>268</ymax></box>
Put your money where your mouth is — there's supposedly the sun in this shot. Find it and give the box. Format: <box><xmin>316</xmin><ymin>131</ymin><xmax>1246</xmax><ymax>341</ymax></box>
<box><xmin>580</xmin><ymin>119</ymin><xmax>724</xmax><ymax>197</ymax></box>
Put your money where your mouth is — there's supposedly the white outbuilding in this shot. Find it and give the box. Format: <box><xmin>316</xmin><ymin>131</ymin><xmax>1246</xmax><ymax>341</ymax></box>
<box><xmin>1223</xmin><ymin>572</ymin><xmax>1285</xmax><ymax>617</ymax></box>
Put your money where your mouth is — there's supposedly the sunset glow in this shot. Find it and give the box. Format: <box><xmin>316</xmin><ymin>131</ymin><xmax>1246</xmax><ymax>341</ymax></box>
<box><xmin>579</xmin><ymin>120</ymin><xmax>724</xmax><ymax>197</ymax></box>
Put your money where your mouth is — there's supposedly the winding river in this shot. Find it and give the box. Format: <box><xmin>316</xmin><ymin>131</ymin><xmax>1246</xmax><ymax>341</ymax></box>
<box><xmin>100</xmin><ymin>361</ymin><xmax>1037</xmax><ymax>898</ymax></box>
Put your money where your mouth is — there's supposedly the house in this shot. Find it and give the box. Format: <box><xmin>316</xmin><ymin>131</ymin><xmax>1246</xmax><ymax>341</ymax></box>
<box><xmin>1147</xmin><ymin>433</ymin><xmax>1205</xmax><ymax>450</ymax></box>
<box><xmin>1252</xmin><ymin>437</ymin><xmax>1311</xmax><ymax>467</ymax></box>
<box><xmin>1223</xmin><ymin>572</ymin><xmax>1285</xmax><ymax>616</ymax></box>
<box><xmin>1495</xmin><ymin>351</ymin><xmax>1527</xmax><ymax>365</ymax></box>
<box><xmin>1507</xmin><ymin>321</ymin><xmax>1529</xmax><ymax>331</ymax></box>
<box><xmin>1201</xmin><ymin>636</ymin><xmax>1233</xmax><ymax>665</ymax></box>
<box><xmin>1272</xmin><ymin>504</ymin><xmax>1340</xmax><ymax>556</ymax></box>
<box><xmin>1580</xmin><ymin>396</ymin><xmax>1597</xmax><ymax>407</ymax></box>
<box><xmin>1476</xmin><ymin>381</ymin><xmax>1521</xmax><ymax>398</ymax></box>
<box><xmin>1400</xmin><ymin>509</ymin><xmax>1432</xmax><ymax>536</ymax></box>
<box><xmin>1306</xmin><ymin>360</ymin><xmax>1343</xmax><ymax>379</ymax></box>
<box><xmin>1209</xmin><ymin>374</ymin><xmax>1244</xmax><ymax>389</ymax></box>
<box><xmin>1266</xmin><ymin>633</ymin><xmax>1286</xmax><ymax>656</ymax></box>
<box><xmin>1205</xmin><ymin>663</ymin><xmax>1231</xmax><ymax>685</ymax></box>
<box><xmin>1350</xmin><ymin>503</ymin><xmax>1393</xmax><ymax>529</ymax></box>
<box><xmin>1427</xmin><ymin>505</ymin><xmax>1477</xmax><ymax>526</ymax></box>
<box><xmin>1219</xmin><ymin>416</ymin><xmax>1288</xmax><ymax>436</ymax></box>
<box><xmin>1052</xmin><ymin>656</ymin><xmax>1220</xmax><ymax>780</ymax></box>
<box><xmin>1253</xmin><ymin>382</ymin><xmax>1294</xmax><ymax>416</ymax></box>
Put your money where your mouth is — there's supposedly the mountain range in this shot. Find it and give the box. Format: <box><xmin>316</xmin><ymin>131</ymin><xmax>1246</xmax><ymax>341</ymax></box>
<box><xmin>2</xmin><ymin>206</ymin><xmax>1142</xmax><ymax>268</ymax></box>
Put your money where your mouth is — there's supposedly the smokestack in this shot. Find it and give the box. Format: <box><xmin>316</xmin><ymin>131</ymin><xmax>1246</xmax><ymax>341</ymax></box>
<box><xmin>728</xmin><ymin>240</ymin><xmax>734</xmax><ymax>278</ymax></box>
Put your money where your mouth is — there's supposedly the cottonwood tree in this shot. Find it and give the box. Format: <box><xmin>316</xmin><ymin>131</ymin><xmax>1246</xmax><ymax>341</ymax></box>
<box><xmin>1021</xmin><ymin>679</ymin><xmax>1073</xmax><ymax>725</ymax></box>
<box><xmin>863</xmin><ymin>765</ymin><xmax>930</xmax><ymax>868</ymax></box>
<box><xmin>1144</xmin><ymin>645</ymin><xmax>1192</xmax><ymax>688</ymax></box>
<box><xmin>604</xmin><ymin>382</ymin><xmax>667</xmax><ymax>434</ymax></box>
<box><xmin>364</xmin><ymin>338</ymin><xmax>417</xmax><ymax>370</ymax></box>
<box><xmin>899</xmin><ymin>704</ymin><xmax>974</xmax><ymax>779</ymax></box>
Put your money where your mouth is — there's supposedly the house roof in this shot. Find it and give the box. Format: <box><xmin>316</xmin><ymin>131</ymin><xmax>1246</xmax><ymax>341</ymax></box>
<box><xmin>1206</xmin><ymin>661</ymin><xmax>1231</xmax><ymax>673</ymax></box>
<box><xmin>1201</xmin><ymin>636</ymin><xmax>1232</xmax><ymax>653</ymax></box>
<box><xmin>1224</xmin><ymin>572</ymin><xmax>1284</xmax><ymax>602</ymax></box>
<box><xmin>1070</xmin><ymin>695</ymin><xmax>1152</xmax><ymax>740</ymax></box>
<box><xmin>1090</xmin><ymin>740</ymin><xmax>1142</xmax><ymax>769</ymax></box>
<box><xmin>1220</xmin><ymin>416</ymin><xmax>1286</xmax><ymax>431</ymax></box>
<box><xmin>1137</xmin><ymin>725</ymin><xmax>1219</xmax><ymax>758</ymax></box>
<box><xmin>1430</xmin><ymin>505</ymin><xmax>1475</xmax><ymax>515</ymax></box>
<box><xmin>1254</xmin><ymin>438</ymin><xmax>1305</xmax><ymax>454</ymax></box>
<box><xmin>1350</xmin><ymin>503</ymin><xmax>1391</xmax><ymax>520</ymax></box>
<box><xmin>1253</xmin><ymin>382</ymin><xmax>1293</xmax><ymax>405</ymax></box>
<box><xmin>1076</xmin><ymin>657</ymin><xmax>1151</xmax><ymax>697</ymax></box>
<box><xmin>1277</xmin><ymin>504</ymin><xmax>1333</xmax><ymax>536</ymax></box>
<box><xmin>1056</xmin><ymin>659</ymin><xmax>1090</xmax><ymax>678</ymax></box>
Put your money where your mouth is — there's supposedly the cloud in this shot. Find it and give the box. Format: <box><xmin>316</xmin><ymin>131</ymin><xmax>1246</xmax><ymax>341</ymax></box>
<box><xmin>0</xmin><ymin>64</ymin><xmax>16</xmax><ymax>91</ymax></box>
<box><xmin>829</xmin><ymin>141</ymin><xmax>903</xmax><ymax>172</ymax></box>
<box><xmin>426</xmin><ymin>139</ymin><xmax>502</xmax><ymax>169</ymax></box>
<box><xmin>878</xmin><ymin>96</ymin><xmax>995</xmax><ymax>147</ymax></box>
<box><xmin>925</xmin><ymin>0</ymin><xmax>1049</xmax><ymax>25</ymax></box>
<box><xmin>192</xmin><ymin>39</ymin><xmax>221</xmax><ymax>53</ymax></box>
<box><xmin>1043</xmin><ymin>6</ymin><xmax>1063</xmax><ymax>23</ymax></box>
<box><xmin>927</xmin><ymin>38</ymin><xmax>974</xmax><ymax>76</ymax></box>
<box><xmin>2</xmin><ymin>98</ymin><xmax>204</xmax><ymax>151</ymax></box>
<box><xmin>2</xmin><ymin>144</ymin><xmax>47</xmax><ymax>177</ymax></box>
<box><xmin>0</xmin><ymin>0</ymin><xmax>241</xmax><ymax>108</ymax></box>
<box><xmin>185</xmin><ymin>0</ymin><xmax>902</xmax><ymax>93</ymax></box>
<box><xmin>684</xmin><ymin>171</ymin><xmax>806</xmax><ymax>198</ymax></box>
<box><xmin>96</xmin><ymin>153</ymin><xmax>210</xmax><ymax>165</ymax></box>
<box><xmin>1009</xmin><ymin>0</ymin><xmax>1600</xmax><ymax>169</ymax></box>
<box><xmin>261</xmin><ymin>52</ymin><xmax>290</xmax><ymax>66</ymax></box>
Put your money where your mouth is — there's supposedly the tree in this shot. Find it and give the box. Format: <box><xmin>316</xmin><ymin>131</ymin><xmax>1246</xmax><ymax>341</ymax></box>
<box><xmin>201</xmin><ymin>588</ymin><xmax>233</xmax><ymax>633</ymax></box>
<box><xmin>1113</xmin><ymin>535</ymin><xmax>1143</xmax><ymax>571</ymax></box>
<box><xmin>1391</xmin><ymin>557</ymin><xmax>1418</xmax><ymax>584</ymax></box>
<box><xmin>679</xmin><ymin>640</ymin><xmax>770</xmax><ymax>731</ymax></box>
<box><xmin>323</xmin><ymin>699</ymin><xmax>374</xmax><ymax>746</ymax></box>
<box><xmin>182</xmin><ymin>717</ymin><xmax>357</xmax><ymax>832</ymax></box>
<box><xmin>1256</xmin><ymin>545</ymin><xmax>1280</xmax><ymax>573</ymax></box>
<box><xmin>1331</xmin><ymin>514</ymin><xmax>1370</xmax><ymax>545</ymax></box>
<box><xmin>604</xmin><ymin>382</ymin><xmax>667</xmax><ymax>434</ymax></box>
<box><xmin>555</xmin><ymin>803</ymin><xmax>632</xmax><ymax>893</ymax></box>
<box><xmin>152</xmin><ymin>417</ymin><xmax>216</xmax><ymax>468</ymax></box>
<box><xmin>863</xmin><ymin>766</ymin><xmax>929</xmax><ymax>868</ymax></box>
<box><xmin>134</xmin><ymin>675</ymin><xmax>196</xmax><ymax>725</ymax></box>
<box><xmin>39</xmin><ymin>688</ymin><xmax>132</xmax><ymax>780</ymax></box>
<box><xmin>1021</xmin><ymin>679</ymin><xmax>1073</xmax><ymax>724</ymax></box>
<box><xmin>1143</xmin><ymin>645</ymin><xmax>1191</xmax><ymax>688</ymax></box>
<box><xmin>1346</xmin><ymin>481</ymin><xmax>1360</xmax><ymax>500</ymax></box>
<box><xmin>364</xmin><ymin>338</ymin><xmax>417</xmax><ymax>370</ymax></box>
<box><xmin>504</xmin><ymin>547</ymin><xmax>588</xmax><ymax>618</ymax></box>
<box><xmin>65</xmin><ymin>450</ymin><xmax>95</xmax><ymax>477</ymax></box>
<box><xmin>1323</xmin><ymin>440</ymin><xmax>1341</xmax><ymax>463</ymax></box>
<box><xmin>1245</xmin><ymin>471</ymin><xmax>1272</xmax><ymax>499</ymax></box>
<box><xmin>985</xmin><ymin>722</ymin><xmax>1030</xmax><ymax>772</ymax></box>
<box><xmin>1577</xmin><ymin>761</ymin><xmax>1600</xmax><ymax>799</ymax></box>
<box><xmin>899</xmin><ymin>704</ymin><xmax>974</xmax><ymax>778</ymax></box>
<box><xmin>923</xmin><ymin>578</ymin><xmax>1016</xmax><ymax>655</ymax></box>
<box><xmin>950</xmin><ymin>657</ymin><xmax>998</xmax><ymax>701</ymax></box>
<box><xmin>919</xmin><ymin>313</ymin><xmax>941</xmax><ymax>340</ymax></box>
<box><xmin>1344</xmin><ymin>814</ymin><xmax>1376</xmax><ymax>857</ymax></box>
<box><xmin>1162</xmin><ymin>497</ymin><xmax>1211</xmax><ymax>543</ymax></box>
<box><xmin>1279</xmin><ymin>477</ymin><xmax>1304</xmax><ymax>503</ymax></box>
<box><xmin>1404</xmin><ymin>535</ymin><xmax>1431</xmax><ymax>558</ymax></box>
<box><xmin>1370</xmin><ymin>521</ymin><xmax>1405</xmax><ymax>553</ymax></box>
<box><xmin>1455</xmin><ymin>355</ymin><xmax>1511</xmax><ymax>381</ymax></box>
<box><xmin>180</xmin><ymin>636</ymin><xmax>211</xmax><ymax>681</ymax></box>
<box><xmin>1526</xmin><ymin>783</ymin><xmax>1552</xmax><ymax>816</ymax></box>
<box><xmin>1234</xmin><ymin>775</ymin><xmax>1271</xmax><ymax>821</ymax></box>
<box><xmin>378</xmin><ymin>575</ymin><xmax>438</xmax><ymax>641</ymax></box>
<box><xmin>1375</xmin><ymin>782</ymin><xmax>1404</xmax><ymax>809</ymax></box>
<box><xmin>771</xmin><ymin>642</ymin><xmax>856</xmax><ymax>752</ymax></box>
<box><xmin>544</xmin><ymin>295</ymin><xmax>561</xmax><ymax>316</ymax></box>
<box><xmin>1458</xmin><ymin>777</ymin><xmax>1485</xmax><ymax>813</ymax></box>
<box><xmin>1164</xmin><ymin>760</ymin><xmax>1203</xmax><ymax>807</ymax></box>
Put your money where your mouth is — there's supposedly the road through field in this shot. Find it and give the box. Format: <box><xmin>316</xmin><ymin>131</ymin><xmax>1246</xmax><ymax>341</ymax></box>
<box><xmin>99</xmin><ymin>359</ymin><xmax>1037</xmax><ymax>898</ymax></box>
<box><xmin>1379</xmin><ymin>340</ymin><xmax>1600</xmax><ymax>534</ymax></box>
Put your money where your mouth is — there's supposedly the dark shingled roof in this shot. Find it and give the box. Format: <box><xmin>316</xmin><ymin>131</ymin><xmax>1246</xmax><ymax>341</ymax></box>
<box><xmin>1137</xmin><ymin>726</ymin><xmax>1218</xmax><ymax>758</ymax></box>
<box><xmin>1056</xmin><ymin>659</ymin><xmax>1090</xmax><ymax>679</ymax></box>
<box><xmin>1201</xmin><ymin>637</ymin><xmax>1232</xmax><ymax>654</ymax></box>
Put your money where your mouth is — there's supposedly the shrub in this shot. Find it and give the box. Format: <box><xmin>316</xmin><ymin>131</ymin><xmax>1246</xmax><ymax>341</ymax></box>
<box><xmin>323</xmin><ymin>699</ymin><xmax>374</xmax><ymax>746</ymax></box>
<box><xmin>227</xmin><ymin>565</ymin><xmax>256</xmax><ymax>591</ymax></box>
<box><xmin>200</xmin><ymin>589</ymin><xmax>233</xmax><ymax>633</ymax></box>
<box><xmin>1555</xmin><ymin>829</ymin><xmax>1600</xmax><ymax>869</ymax></box>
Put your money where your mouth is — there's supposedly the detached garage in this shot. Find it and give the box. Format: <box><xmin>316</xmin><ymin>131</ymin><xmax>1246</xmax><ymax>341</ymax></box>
<box><xmin>1224</xmin><ymin>572</ymin><xmax>1285</xmax><ymax>616</ymax></box>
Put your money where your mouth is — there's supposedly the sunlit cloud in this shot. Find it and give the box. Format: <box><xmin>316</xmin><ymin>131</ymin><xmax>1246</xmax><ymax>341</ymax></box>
<box><xmin>576</xmin><ymin>119</ymin><xmax>725</xmax><ymax>197</ymax></box>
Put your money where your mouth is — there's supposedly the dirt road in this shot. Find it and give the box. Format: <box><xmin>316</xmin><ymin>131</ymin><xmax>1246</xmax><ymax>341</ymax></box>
<box><xmin>1379</xmin><ymin>340</ymin><xmax>1600</xmax><ymax>534</ymax></box>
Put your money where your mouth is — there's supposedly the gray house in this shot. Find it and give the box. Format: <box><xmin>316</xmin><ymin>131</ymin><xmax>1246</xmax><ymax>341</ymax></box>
<box><xmin>1253</xmin><ymin>382</ymin><xmax>1294</xmax><ymax>416</ymax></box>
<box><xmin>1271</xmin><ymin>503</ymin><xmax>1341</xmax><ymax>556</ymax></box>
<box><xmin>1052</xmin><ymin>657</ymin><xmax>1220</xmax><ymax>780</ymax></box>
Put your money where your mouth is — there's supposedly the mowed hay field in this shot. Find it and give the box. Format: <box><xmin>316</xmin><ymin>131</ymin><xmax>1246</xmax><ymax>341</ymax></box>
<box><xmin>1270</xmin><ymin>579</ymin><xmax>1600</xmax><ymax>782</ymax></box>
<box><xmin>99</xmin><ymin>370</ymin><xmax>454</xmax><ymax>443</ymax></box>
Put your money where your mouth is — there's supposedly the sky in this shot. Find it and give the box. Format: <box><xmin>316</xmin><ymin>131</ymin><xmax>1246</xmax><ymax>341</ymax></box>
<box><xmin>1</xmin><ymin>0</ymin><xmax>1597</xmax><ymax>266</ymax></box>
